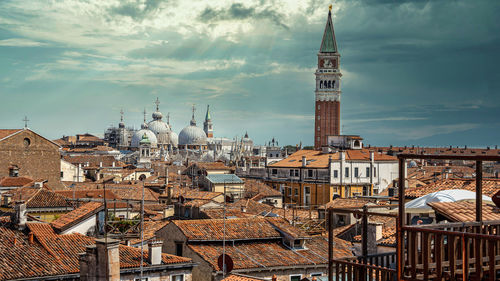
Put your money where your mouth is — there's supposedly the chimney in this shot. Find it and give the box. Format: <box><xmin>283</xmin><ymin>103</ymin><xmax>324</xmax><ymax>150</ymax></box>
<box><xmin>28</xmin><ymin>232</ymin><xmax>34</xmax><ymax>244</ymax></box>
<box><xmin>366</xmin><ymin>222</ymin><xmax>383</xmax><ymax>255</ymax></box>
<box><xmin>148</xmin><ymin>240</ymin><xmax>163</xmax><ymax>265</ymax></box>
<box><xmin>302</xmin><ymin>156</ymin><xmax>307</xmax><ymax>167</ymax></box>
<box><xmin>11</xmin><ymin>201</ymin><xmax>27</xmax><ymax>230</ymax></box>
<box><xmin>83</xmin><ymin>238</ymin><xmax>120</xmax><ymax>281</ymax></box>
<box><xmin>272</xmin><ymin>275</ymin><xmax>277</xmax><ymax>281</ymax></box>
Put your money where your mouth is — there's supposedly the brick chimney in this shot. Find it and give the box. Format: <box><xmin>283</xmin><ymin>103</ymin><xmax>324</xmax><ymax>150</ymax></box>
<box><xmin>80</xmin><ymin>238</ymin><xmax>120</xmax><ymax>281</ymax></box>
<box><xmin>148</xmin><ymin>240</ymin><xmax>163</xmax><ymax>265</ymax></box>
<box><xmin>11</xmin><ymin>201</ymin><xmax>27</xmax><ymax>230</ymax></box>
<box><xmin>367</xmin><ymin>222</ymin><xmax>383</xmax><ymax>255</ymax></box>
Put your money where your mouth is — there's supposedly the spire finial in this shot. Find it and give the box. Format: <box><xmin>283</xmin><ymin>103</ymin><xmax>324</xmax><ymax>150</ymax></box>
<box><xmin>190</xmin><ymin>104</ymin><xmax>196</xmax><ymax>126</ymax></box>
<box><xmin>205</xmin><ymin>104</ymin><xmax>211</xmax><ymax>121</ymax></box>
<box><xmin>120</xmin><ymin>109</ymin><xmax>124</xmax><ymax>122</ymax></box>
<box><xmin>155</xmin><ymin>97</ymin><xmax>160</xmax><ymax>111</ymax></box>
<box><xmin>23</xmin><ymin>116</ymin><xmax>29</xmax><ymax>129</ymax></box>
<box><xmin>329</xmin><ymin>4</ymin><xmax>332</xmax><ymax>11</ymax></box>
<box><xmin>143</xmin><ymin>108</ymin><xmax>147</xmax><ymax>123</ymax></box>
<box><xmin>167</xmin><ymin>112</ymin><xmax>170</xmax><ymax>125</ymax></box>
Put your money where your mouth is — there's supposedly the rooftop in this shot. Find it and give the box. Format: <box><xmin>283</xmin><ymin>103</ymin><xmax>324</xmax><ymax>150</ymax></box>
<box><xmin>206</xmin><ymin>174</ymin><xmax>244</xmax><ymax>184</ymax></box>
<box><xmin>428</xmin><ymin>201</ymin><xmax>500</xmax><ymax>222</ymax></box>
<box><xmin>404</xmin><ymin>178</ymin><xmax>500</xmax><ymax>198</ymax></box>
<box><xmin>51</xmin><ymin>202</ymin><xmax>103</xmax><ymax>232</ymax></box>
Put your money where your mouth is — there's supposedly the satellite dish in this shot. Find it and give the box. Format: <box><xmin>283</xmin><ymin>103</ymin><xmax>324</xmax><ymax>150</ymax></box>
<box><xmin>217</xmin><ymin>254</ymin><xmax>233</xmax><ymax>274</ymax></box>
<box><xmin>493</xmin><ymin>190</ymin><xmax>500</xmax><ymax>208</ymax></box>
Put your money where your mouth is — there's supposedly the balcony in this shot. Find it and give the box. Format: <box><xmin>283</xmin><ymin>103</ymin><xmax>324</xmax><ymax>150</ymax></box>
<box><xmin>327</xmin><ymin>154</ymin><xmax>500</xmax><ymax>281</ymax></box>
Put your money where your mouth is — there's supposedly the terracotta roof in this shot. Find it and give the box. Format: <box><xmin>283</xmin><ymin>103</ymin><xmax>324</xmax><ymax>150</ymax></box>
<box><xmin>228</xmin><ymin>199</ymin><xmax>274</xmax><ymax>216</ymax></box>
<box><xmin>0</xmin><ymin>222</ymin><xmax>192</xmax><ymax>280</ymax></box>
<box><xmin>184</xmin><ymin>190</ymin><xmax>223</xmax><ymax>200</ymax></box>
<box><xmin>0</xmin><ymin>129</ymin><xmax>22</xmax><ymax>141</ymax></box>
<box><xmin>202</xmin><ymin>208</ymin><xmax>254</xmax><ymax>219</ymax></box>
<box><xmin>428</xmin><ymin>201</ymin><xmax>500</xmax><ymax>222</ymax></box>
<box><xmin>188</xmin><ymin>236</ymin><xmax>351</xmax><ymax>271</ymax></box>
<box><xmin>373</xmin><ymin>146</ymin><xmax>500</xmax><ymax>156</ymax></box>
<box><xmin>407</xmin><ymin>166</ymin><xmax>475</xmax><ymax>180</ymax></box>
<box><xmin>173</xmin><ymin>218</ymin><xmax>282</xmax><ymax>241</ymax></box>
<box><xmin>51</xmin><ymin>202</ymin><xmax>103</xmax><ymax>232</ymax></box>
<box><xmin>404</xmin><ymin>178</ymin><xmax>500</xmax><ymax>198</ymax></box>
<box><xmin>192</xmin><ymin>161</ymin><xmax>233</xmax><ymax>171</ymax></box>
<box><xmin>332</xmin><ymin>224</ymin><xmax>355</xmax><ymax>237</ymax></box>
<box><xmin>63</xmin><ymin>155</ymin><xmax>124</xmax><ymax>168</ymax></box>
<box><xmin>321</xmin><ymin>198</ymin><xmax>376</xmax><ymax>209</ymax></box>
<box><xmin>0</xmin><ymin>176</ymin><xmax>34</xmax><ymax>187</ymax></box>
<box><xmin>222</xmin><ymin>274</ymin><xmax>269</xmax><ymax>281</ymax></box>
<box><xmin>270</xmin><ymin>149</ymin><xmax>397</xmax><ymax>168</ymax></box>
<box><xmin>244</xmin><ymin>180</ymin><xmax>281</xmax><ymax>199</ymax></box>
<box><xmin>128</xmin><ymin>220</ymin><xmax>170</xmax><ymax>246</ymax></box>
<box><xmin>107</xmin><ymin>186</ymin><xmax>160</xmax><ymax>201</ymax></box>
<box><xmin>184</xmin><ymin>199</ymin><xmax>213</xmax><ymax>208</ymax></box>
<box><xmin>7</xmin><ymin>187</ymin><xmax>73</xmax><ymax>209</ymax></box>
<box><xmin>55</xmin><ymin>189</ymin><xmax>120</xmax><ymax>200</ymax></box>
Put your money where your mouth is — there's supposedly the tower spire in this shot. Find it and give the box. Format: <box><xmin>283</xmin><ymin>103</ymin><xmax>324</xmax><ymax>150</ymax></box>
<box><xmin>190</xmin><ymin>104</ymin><xmax>196</xmax><ymax>126</ymax></box>
<box><xmin>167</xmin><ymin>112</ymin><xmax>170</xmax><ymax>125</ymax></box>
<box><xmin>205</xmin><ymin>105</ymin><xmax>211</xmax><ymax>121</ymax></box>
<box><xmin>143</xmin><ymin>108</ymin><xmax>147</xmax><ymax>123</ymax></box>
<box><xmin>155</xmin><ymin>97</ymin><xmax>160</xmax><ymax>111</ymax></box>
<box><xmin>320</xmin><ymin>5</ymin><xmax>338</xmax><ymax>53</ymax></box>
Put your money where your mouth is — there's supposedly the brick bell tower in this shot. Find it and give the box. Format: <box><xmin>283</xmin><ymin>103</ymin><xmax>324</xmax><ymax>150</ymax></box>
<box><xmin>314</xmin><ymin>6</ymin><xmax>342</xmax><ymax>150</ymax></box>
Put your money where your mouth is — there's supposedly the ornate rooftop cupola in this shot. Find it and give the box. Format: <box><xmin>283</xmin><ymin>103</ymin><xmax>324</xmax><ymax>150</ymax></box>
<box><xmin>314</xmin><ymin>5</ymin><xmax>342</xmax><ymax>150</ymax></box>
<box><xmin>203</xmin><ymin>105</ymin><xmax>213</xmax><ymax>138</ymax></box>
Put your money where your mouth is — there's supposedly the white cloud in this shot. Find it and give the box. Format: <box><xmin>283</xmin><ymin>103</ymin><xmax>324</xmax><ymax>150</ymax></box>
<box><xmin>0</xmin><ymin>38</ymin><xmax>46</xmax><ymax>47</ymax></box>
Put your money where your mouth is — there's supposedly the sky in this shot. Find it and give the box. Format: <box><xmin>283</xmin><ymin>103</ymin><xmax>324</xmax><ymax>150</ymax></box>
<box><xmin>0</xmin><ymin>0</ymin><xmax>499</xmax><ymax>147</ymax></box>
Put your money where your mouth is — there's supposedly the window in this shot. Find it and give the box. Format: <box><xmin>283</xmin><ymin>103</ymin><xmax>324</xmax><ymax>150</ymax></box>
<box><xmin>345</xmin><ymin>167</ymin><xmax>349</xmax><ymax>177</ymax></box>
<box><xmin>175</xmin><ymin>242</ymin><xmax>183</xmax><ymax>256</ymax></box>
<box><xmin>317</xmin><ymin>126</ymin><xmax>320</xmax><ymax>131</ymax></box>
<box><xmin>374</xmin><ymin>167</ymin><xmax>377</xmax><ymax>177</ymax></box>
<box><xmin>366</xmin><ymin>167</ymin><xmax>370</xmax><ymax>177</ymax></box>
<box><xmin>305</xmin><ymin>186</ymin><xmax>310</xmax><ymax>194</ymax></box>
<box><xmin>311</xmin><ymin>272</ymin><xmax>323</xmax><ymax>277</ymax></box>
<box><xmin>290</xmin><ymin>274</ymin><xmax>302</xmax><ymax>281</ymax></box>
<box><xmin>171</xmin><ymin>274</ymin><xmax>184</xmax><ymax>281</ymax></box>
<box><xmin>354</xmin><ymin>167</ymin><xmax>359</xmax><ymax>177</ymax></box>
<box><xmin>308</xmin><ymin>169</ymin><xmax>313</xmax><ymax>178</ymax></box>
<box><xmin>334</xmin><ymin>170</ymin><xmax>338</xmax><ymax>178</ymax></box>
<box><xmin>272</xmin><ymin>169</ymin><xmax>277</xmax><ymax>175</ymax></box>
<box><xmin>294</xmin><ymin>188</ymin><xmax>298</xmax><ymax>196</ymax></box>
<box><xmin>23</xmin><ymin>138</ymin><xmax>31</xmax><ymax>148</ymax></box>
<box><xmin>289</xmin><ymin>169</ymin><xmax>294</xmax><ymax>177</ymax></box>
<box><xmin>60</xmin><ymin>171</ymin><xmax>64</xmax><ymax>178</ymax></box>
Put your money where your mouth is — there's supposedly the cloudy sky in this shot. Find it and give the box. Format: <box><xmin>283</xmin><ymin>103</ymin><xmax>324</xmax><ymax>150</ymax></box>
<box><xmin>0</xmin><ymin>0</ymin><xmax>499</xmax><ymax>147</ymax></box>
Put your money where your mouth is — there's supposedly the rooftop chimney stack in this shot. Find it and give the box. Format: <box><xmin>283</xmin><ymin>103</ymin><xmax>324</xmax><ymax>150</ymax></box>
<box><xmin>148</xmin><ymin>240</ymin><xmax>163</xmax><ymax>265</ymax></box>
<box><xmin>12</xmin><ymin>201</ymin><xmax>27</xmax><ymax>230</ymax></box>
<box><xmin>302</xmin><ymin>156</ymin><xmax>307</xmax><ymax>167</ymax></box>
<box><xmin>80</xmin><ymin>238</ymin><xmax>121</xmax><ymax>281</ymax></box>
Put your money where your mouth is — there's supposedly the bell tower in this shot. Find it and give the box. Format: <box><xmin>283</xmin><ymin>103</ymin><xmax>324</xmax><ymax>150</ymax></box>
<box><xmin>314</xmin><ymin>6</ymin><xmax>342</xmax><ymax>150</ymax></box>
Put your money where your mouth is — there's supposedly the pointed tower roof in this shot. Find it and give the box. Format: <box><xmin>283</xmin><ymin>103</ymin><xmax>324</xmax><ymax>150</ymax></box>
<box><xmin>205</xmin><ymin>105</ymin><xmax>211</xmax><ymax>121</ymax></box>
<box><xmin>190</xmin><ymin>104</ymin><xmax>196</xmax><ymax>126</ymax></box>
<box><xmin>319</xmin><ymin>6</ymin><xmax>338</xmax><ymax>53</ymax></box>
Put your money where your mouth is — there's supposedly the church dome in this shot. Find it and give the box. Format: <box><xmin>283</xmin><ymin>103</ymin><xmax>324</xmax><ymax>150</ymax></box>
<box><xmin>178</xmin><ymin>125</ymin><xmax>207</xmax><ymax>146</ymax></box>
<box><xmin>169</xmin><ymin>131</ymin><xmax>179</xmax><ymax>147</ymax></box>
<box><xmin>131</xmin><ymin>126</ymin><xmax>157</xmax><ymax>148</ymax></box>
<box><xmin>148</xmin><ymin>120</ymin><xmax>170</xmax><ymax>135</ymax></box>
<box><xmin>152</xmin><ymin>111</ymin><xmax>163</xmax><ymax>120</ymax></box>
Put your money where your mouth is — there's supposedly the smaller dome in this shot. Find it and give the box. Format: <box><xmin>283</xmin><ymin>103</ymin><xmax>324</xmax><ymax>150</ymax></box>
<box><xmin>148</xmin><ymin>120</ymin><xmax>170</xmax><ymax>135</ymax></box>
<box><xmin>139</xmin><ymin>133</ymin><xmax>151</xmax><ymax>145</ymax></box>
<box><xmin>131</xmin><ymin>128</ymin><xmax>157</xmax><ymax>147</ymax></box>
<box><xmin>178</xmin><ymin>125</ymin><xmax>207</xmax><ymax>146</ymax></box>
<box><xmin>152</xmin><ymin>111</ymin><xmax>163</xmax><ymax>120</ymax></box>
<box><xmin>169</xmin><ymin>131</ymin><xmax>179</xmax><ymax>146</ymax></box>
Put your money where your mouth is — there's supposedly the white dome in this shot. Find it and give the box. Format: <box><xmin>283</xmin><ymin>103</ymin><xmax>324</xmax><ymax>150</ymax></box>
<box><xmin>169</xmin><ymin>131</ymin><xmax>179</xmax><ymax>146</ymax></box>
<box><xmin>178</xmin><ymin>125</ymin><xmax>207</xmax><ymax>145</ymax></box>
<box><xmin>148</xmin><ymin>120</ymin><xmax>170</xmax><ymax>135</ymax></box>
<box><xmin>131</xmin><ymin>128</ymin><xmax>157</xmax><ymax>147</ymax></box>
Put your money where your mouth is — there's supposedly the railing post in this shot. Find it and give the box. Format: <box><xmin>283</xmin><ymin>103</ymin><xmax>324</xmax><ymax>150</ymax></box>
<box><xmin>476</xmin><ymin>160</ymin><xmax>482</xmax><ymax>223</ymax></box>
<box><xmin>328</xmin><ymin>208</ymin><xmax>333</xmax><ymax>281</ymax></box>
<box><xmin>397</xmin><ymin>156</ymin><xmax>406</xmax><ymax>280</ymax></box>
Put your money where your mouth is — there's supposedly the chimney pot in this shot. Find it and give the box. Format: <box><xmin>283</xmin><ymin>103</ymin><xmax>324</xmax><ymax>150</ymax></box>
<box><xmin>148</xmin><ymin>240</ymin><xmax>163</xmax><ymax>265</ymax></box>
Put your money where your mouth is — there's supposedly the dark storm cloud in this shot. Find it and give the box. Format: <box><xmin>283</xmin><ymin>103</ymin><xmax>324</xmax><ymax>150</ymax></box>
<box><xmin>198</xmin><ymin>3</ymin><xmax>288</xmax><ymax>29</ymax></box>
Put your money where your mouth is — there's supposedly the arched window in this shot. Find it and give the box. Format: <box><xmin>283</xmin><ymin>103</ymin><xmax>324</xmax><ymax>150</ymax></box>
<box><xmin>332</xmin><ymin>80</ymin><xmax>335</xmax><ymax>88</ymax></box>
<box><xmin>319</xmin><ymin>81</ymin><xmax>323</xmax><ymax>89</ymax></box>
<box><xmin>328</xmin><ymin>81</ymin><xmax>332</xmax><ymax>88</ymax></box>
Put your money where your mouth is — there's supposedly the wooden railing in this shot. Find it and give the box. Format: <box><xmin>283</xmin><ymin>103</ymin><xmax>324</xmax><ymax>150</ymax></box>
<box><xmin>333</xmin><ymin>258</ymin><xmax>396</xmax><ymax>281</ymax></box>
<box><xmin>402</xmin><ymin>221</ymin><xmax>500</xmax><ymax>280</ymax></box>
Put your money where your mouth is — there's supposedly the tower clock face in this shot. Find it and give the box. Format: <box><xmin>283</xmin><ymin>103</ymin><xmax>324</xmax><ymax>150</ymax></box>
<box><xmin>319</xmin><ymin>58</ymin><xmax>337</xmax><ymax>68</ymax></box>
